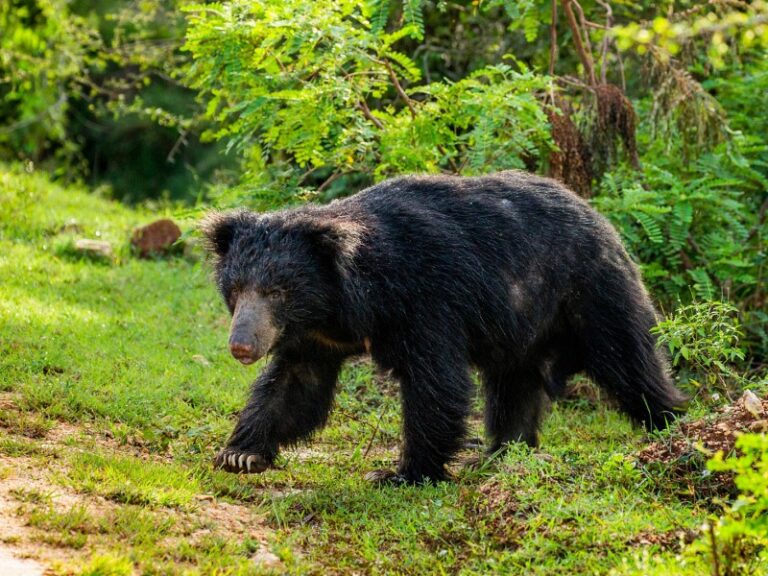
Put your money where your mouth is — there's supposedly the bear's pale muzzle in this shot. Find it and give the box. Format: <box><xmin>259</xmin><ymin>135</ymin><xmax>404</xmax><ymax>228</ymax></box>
<box><xmin>228</xmin><ymin>291</ymin><xmax>277</xmax><ymax>364</ymax></box>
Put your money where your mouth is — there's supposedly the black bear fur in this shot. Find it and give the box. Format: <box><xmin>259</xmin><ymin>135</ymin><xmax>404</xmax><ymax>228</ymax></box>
<box><xmin>202</xmin><ymin>171</ymin><xmax>686</xmax><ymax>485</ymax></box>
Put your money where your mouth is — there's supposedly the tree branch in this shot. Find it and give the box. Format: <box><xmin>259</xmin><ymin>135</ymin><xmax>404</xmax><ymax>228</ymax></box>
<box><xmin>561</xmin><ymin>0</ymin><xmax>597</xmax><ymax>85</ymax></box>
<box><xmin>381</xmin><ymin>58</ymin><xmax>460</xmax><ymax>173</ymax></box>
<box><xmin>382</xmin><ymin>58</ymin><xmax>417</xmax><ymax>118</ymax></box>
<box><xmin>0</xmin><ymin>93</ymin><xmax>67</xmax><ymax>134</ymax></box>
<box><xmin>615</xmin><ymin>45</ymin><xmax>626</xmax><ymax>92</ymax></box>
<box><xmin>572</xmin><ymin>0</ymin><xmax>595</xmax><ymax>65</ymax></box>
<box><xmin>166</xmin><ymin>128</ymin><xmax>189</xmax><ymax>164</ymax></box>
<box><xmin>317</xmin><ymin>170</ymin><xmax>342</xmax><ymax>193</ymax></box>
<box><xmin>595</xmin><ymin>0</ymin><xmax>613</xmax><ymax>84</ymax></box>
<box><xmin>357</xmin><ymin>100</ymin><xmax>384</xmax><ymax>129</ymax></box>
<box><xmin>549</xmin><ymin>0</ymin><xmax>558</xmax><ymax>76</ymax></box>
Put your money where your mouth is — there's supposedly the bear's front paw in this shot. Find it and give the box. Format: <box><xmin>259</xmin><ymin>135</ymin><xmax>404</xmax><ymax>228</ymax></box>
<box><xmin>214</xmin><ymin>449</ymin><xmax>270</xmax><ymax>474</ymax></box>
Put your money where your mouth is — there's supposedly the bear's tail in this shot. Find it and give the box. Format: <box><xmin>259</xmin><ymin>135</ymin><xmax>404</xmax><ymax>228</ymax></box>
<box><xmin>579</xmin><ymin>277</ymin><xmax>687</xmax><ymax>430</ymax></box>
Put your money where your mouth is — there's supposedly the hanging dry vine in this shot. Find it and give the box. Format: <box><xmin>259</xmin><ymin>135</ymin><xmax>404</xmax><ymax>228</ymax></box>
<box><xmin>547</xmin><ymin>98</ymin><xmax>593</xmax><ymax>197</ymax></box>
<box><xmin>644</xmin><ymin>46</ymin><xmax>729</xmax><ymax>160</ymax></box>
<box><xmin>545</xmin><ymin>0</ymin><xmax>641</xmax><ymax>193</ymax></box>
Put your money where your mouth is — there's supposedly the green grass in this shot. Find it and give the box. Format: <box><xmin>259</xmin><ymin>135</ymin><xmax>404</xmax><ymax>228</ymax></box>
<box><xmin>0</xmin><ymin>164</ymin><xmax>741</xmax><ymax>575</ymax></box>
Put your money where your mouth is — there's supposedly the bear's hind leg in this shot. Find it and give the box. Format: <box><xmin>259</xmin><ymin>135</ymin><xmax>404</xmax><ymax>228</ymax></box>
<box><xmin>482</xmin><ymin>364</ymin><xmax>547</xmax><ymax>452</ymax></box>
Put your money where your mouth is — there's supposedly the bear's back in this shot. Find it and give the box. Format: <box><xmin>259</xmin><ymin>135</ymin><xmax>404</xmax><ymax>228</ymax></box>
<box><xmin>337</xmin><ymin>171</ymin><xmax>607</xmax><ymax>253</ymax></box>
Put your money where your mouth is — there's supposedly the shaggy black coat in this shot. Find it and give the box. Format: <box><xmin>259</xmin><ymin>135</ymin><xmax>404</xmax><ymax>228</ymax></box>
<box><xmin>203</xmin><ymin>170</ymin><xmax>686</xmax><ymax>485</ymax></box>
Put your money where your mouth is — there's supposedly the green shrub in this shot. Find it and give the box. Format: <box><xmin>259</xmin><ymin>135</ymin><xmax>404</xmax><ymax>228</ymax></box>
<box><xmin>652</xmin><ymin>300</ymin><xmax>745</xmax><ymax>396</ymax></box>
<box><xmin>594</xmin><ymin>144</ymin><xmax>767</xmax><ymax>362</ymax></box>
<box><xmin>694</xmin><ymin>433</ymin><xmax>768</xmax><ymax>575</ymax></box>
<box><xmin>182</xmin><ymin>0</ymin><xmax>553</xmax><ymax>208</ymax></box>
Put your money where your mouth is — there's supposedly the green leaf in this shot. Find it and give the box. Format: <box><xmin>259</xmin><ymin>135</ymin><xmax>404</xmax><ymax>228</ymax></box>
<box><xmin>401</xmin><ymin>0</ymin><xmax>424</xmax><ymax>40</ymax></box>
<box><xmin>369</xmin><ymin>0</ymin><xmax>390</xmax><ymax>35</ymax></box>
<box><xmin>632</xmin><ymin>211</ymin><xmax>664</xmax><ymax>243</ymax></box>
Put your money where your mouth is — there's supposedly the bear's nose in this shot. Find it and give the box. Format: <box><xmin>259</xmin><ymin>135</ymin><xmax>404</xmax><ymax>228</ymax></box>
<box><xmin>229</xmin><ymin>342</ymin><xmax>256</xmax><ymax>365</ymax></box>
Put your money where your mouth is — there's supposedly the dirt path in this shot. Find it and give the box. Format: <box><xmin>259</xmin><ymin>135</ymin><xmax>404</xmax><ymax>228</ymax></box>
<box><xmin>0</xmin><ymin>400</ymin><xmax>275</xmax><ymax>574</ymax></box>
<box><xmin>0</xmin><ymin>549</ymin><xmax>44</xmax><ymax>576</ymax></box>
<box><xmin>0</xmin><ymin>453</ymin><xmax>86</xmax><ymax>573</ymax></box>
<box><xmin>0</xmin><ymin>466</ymin><xmax>45</xmax><ymax>574</ymax></box>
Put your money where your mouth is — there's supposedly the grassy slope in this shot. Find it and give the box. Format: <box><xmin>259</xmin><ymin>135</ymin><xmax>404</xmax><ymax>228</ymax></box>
<box><xmin>0</xmin><ymin>165</ymin><xmax>715</xmax><ymax>575</ymax></box>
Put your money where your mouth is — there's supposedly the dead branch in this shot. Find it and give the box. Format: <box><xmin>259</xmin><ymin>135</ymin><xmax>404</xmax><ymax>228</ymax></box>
<box><xmin>616</xmin><ymin>45</ymin><xmax>626</xmax><ymax>91</ymax></box>
<box><xmin>166</xmin><ymin>128</ymin><xmax>189</xmax><ymax>164</ymax></box>
<box><xmin>571</xmin><ymin>0</ymin><xmax>595</xmax><ymax>65</ymax></box>
<box><xmin>362</xmin><ymin>409</ymin><xmax>387</xmax><ymax>459</ymax></box>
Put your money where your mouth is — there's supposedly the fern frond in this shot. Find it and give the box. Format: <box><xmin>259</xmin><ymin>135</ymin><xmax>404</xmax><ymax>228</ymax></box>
<box><xmin>384</xmin><ymin>50</ymin><xmax>421</xmax><ymax>82</ymax></box>
<box><xmin>379</xmin><ymin>24</ymin><xmax>419</xmax><ymax>49</ymax></box>
<box><xmin>632</xmin><ymin>211</ymin><xmax>664</xmax><ymax>244</ymax></box>
<box><xmin>668</xmin><ymin>200</ymin><xmax>692</xmax><ymax>250</ymax></box>
<box><xmin>688</xmin><ymin>268</ymin><xmax>715</xmax><ymax>300</ymax></box>
<box><xmin>369</xmin><ymin>0</ymin><xmax>390</xmax><ymax>35</ymax></box>
<box><xmin>402</xmin><ymin>0</ymin><xmax>424</xmax><ymax>40</ymax></box>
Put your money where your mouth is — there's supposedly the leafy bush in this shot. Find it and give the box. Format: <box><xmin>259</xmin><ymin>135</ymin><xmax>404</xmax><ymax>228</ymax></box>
<box><xmin>695</xmin><ymin>433</ymin><xmax>768</xmax><ymax>575</ymax></box>
<box><xmin>0</xmin><ymin>0</ymin><xmax>233</xmax><ymax>201</ymax></box>
<box><xmin>182</xmin><ymin>0</ymin><xmax>553</xmax><ymax>208</ymax></box>
<box><xmin>652</xmin><ymin>300</ymin><xmax>745</xmax><ymax>396</ymax></box>
<box><xmin>594</xmin><ymin>143</ymin><xmax>767</xmax><ymax>361</ymax></box>
<box><xmin>0</xmin><ymin>0</ymin><xmax>99</xmax><ymax>169</ymax></box>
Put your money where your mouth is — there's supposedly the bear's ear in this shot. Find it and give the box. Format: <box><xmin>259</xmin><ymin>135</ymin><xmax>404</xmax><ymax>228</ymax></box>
<box><xmin>199</xmin><ymin>211</ymin><xmax>242</xmax><ymax>258</ymax></box>
<box><xmin>305</xmin><ymin>218</ymin><xmax>364</xmax><ymax>273</ymax></box>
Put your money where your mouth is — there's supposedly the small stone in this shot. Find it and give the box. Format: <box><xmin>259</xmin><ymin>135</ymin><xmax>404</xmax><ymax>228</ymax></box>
<box><xmin>130</xmin><ymin>219</ymin><xmax>182</xmax><ymax>258</ymax></box>
<box><xmin>191</xmin><ymin>354</ymin><xmax>212</xmax><ymax>367</ymax></box>
<box><xmin>748</xmin><ymin>420</ymin><xmax>768</xmax><ymax>432</ymax></box>
<box><xmin>60</xmin><ymin>218</ymin><xmax>83</xmax><ymax>234</ymax></box>
<box><xmin>74</xmin><ymin>239</ymin><xmax>113</xmax><ymax>259</ymax></box>
<box><xmin>742</xmin><ymin>390</ymin><xmax>763</xmax><ymax>418</ymax></box>
<box><xmin>251</xmin><ymin>549</ymin><xmax>282</xmax><ymax>570</ymax></box>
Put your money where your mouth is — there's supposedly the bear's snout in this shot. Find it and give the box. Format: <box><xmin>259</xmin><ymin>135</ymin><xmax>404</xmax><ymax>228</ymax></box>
<box><xmin>228</xmin><ymin>291</ymin><xmax>277</xmax><ymax>365</ymax></box>
<box><xmin>229</xmin><ymin>341</ymin><xmax>258</xmax><ymax>365</ymax></box>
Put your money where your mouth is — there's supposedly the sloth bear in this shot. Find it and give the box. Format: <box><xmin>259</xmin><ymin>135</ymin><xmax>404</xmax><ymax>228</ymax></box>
<box><xmin>202</xmin><ymin>171</ymin><xmax>685</xmax><ymax>485</ymax></box>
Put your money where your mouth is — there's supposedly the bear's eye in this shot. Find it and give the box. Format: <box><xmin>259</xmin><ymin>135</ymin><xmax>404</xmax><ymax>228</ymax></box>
<box><xmin>226</xmin><ymin>286</ymin><xmax>240</xmax><ymax>311</ymax></box>
<box><xmin>263</xmin><ymin>289</ymin><xmax>285</xmax><ymax>302</ymax></box>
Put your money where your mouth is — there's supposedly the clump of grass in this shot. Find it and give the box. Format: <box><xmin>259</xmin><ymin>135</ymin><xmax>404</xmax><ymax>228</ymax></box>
<box><xmin>101</xmin><ymin>506</ymin><xmax>176</xmax><ymax>545</ymax></box>
<box><xmin>0</xmin><ymin>436</ymin><xmax>50</xmax><ymax>457</ymax></box>
<box><xmin>76</xmin><ymin>553</ymin><xmax>134</xmax><ymax>576</ymax></box>
<box><xmin>9</xmin><ymin>487</ymin><xmax>53</xmax><ymax>505</ymax></box>
<box><xmin>61</xmin><ymin>452</ymin><xmax>201</xmax><ymax>509</ymax></box>
<box><xmin>0</xmin><ymin>408</ymin><xmax>54</xmax><ymax>438</ymax></box>
<box><xmin>27</xmin><ymin>504</ymin><xmax>96</xmax><ymax>550</ymax></box>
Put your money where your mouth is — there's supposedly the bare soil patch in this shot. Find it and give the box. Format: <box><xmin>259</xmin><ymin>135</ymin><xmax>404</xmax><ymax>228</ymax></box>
<box><xmin>0</xmin><ymin>397</ymin><xmax>273</xmax><ymax>573</ymax></box>
<box><xmin>639</xmin><ymin>391</ymin><xmax>767</xmax><ymax>465</ymax></box>
<box><xmin>638</xmin><ymin>390</ymin><xmax>767</xmax><ymax>498</ymax></box>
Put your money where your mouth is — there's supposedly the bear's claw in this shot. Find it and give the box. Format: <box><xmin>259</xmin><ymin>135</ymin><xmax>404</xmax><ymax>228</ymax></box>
<box><xmin>214</xmin><ymin>449</ymin><xmax>269</xmax><ymax>474</ymax></box>
<box><xmin>364</xmin><ymin>469</ymin><xmax>407</xmax><ymax>486</ymax></box>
